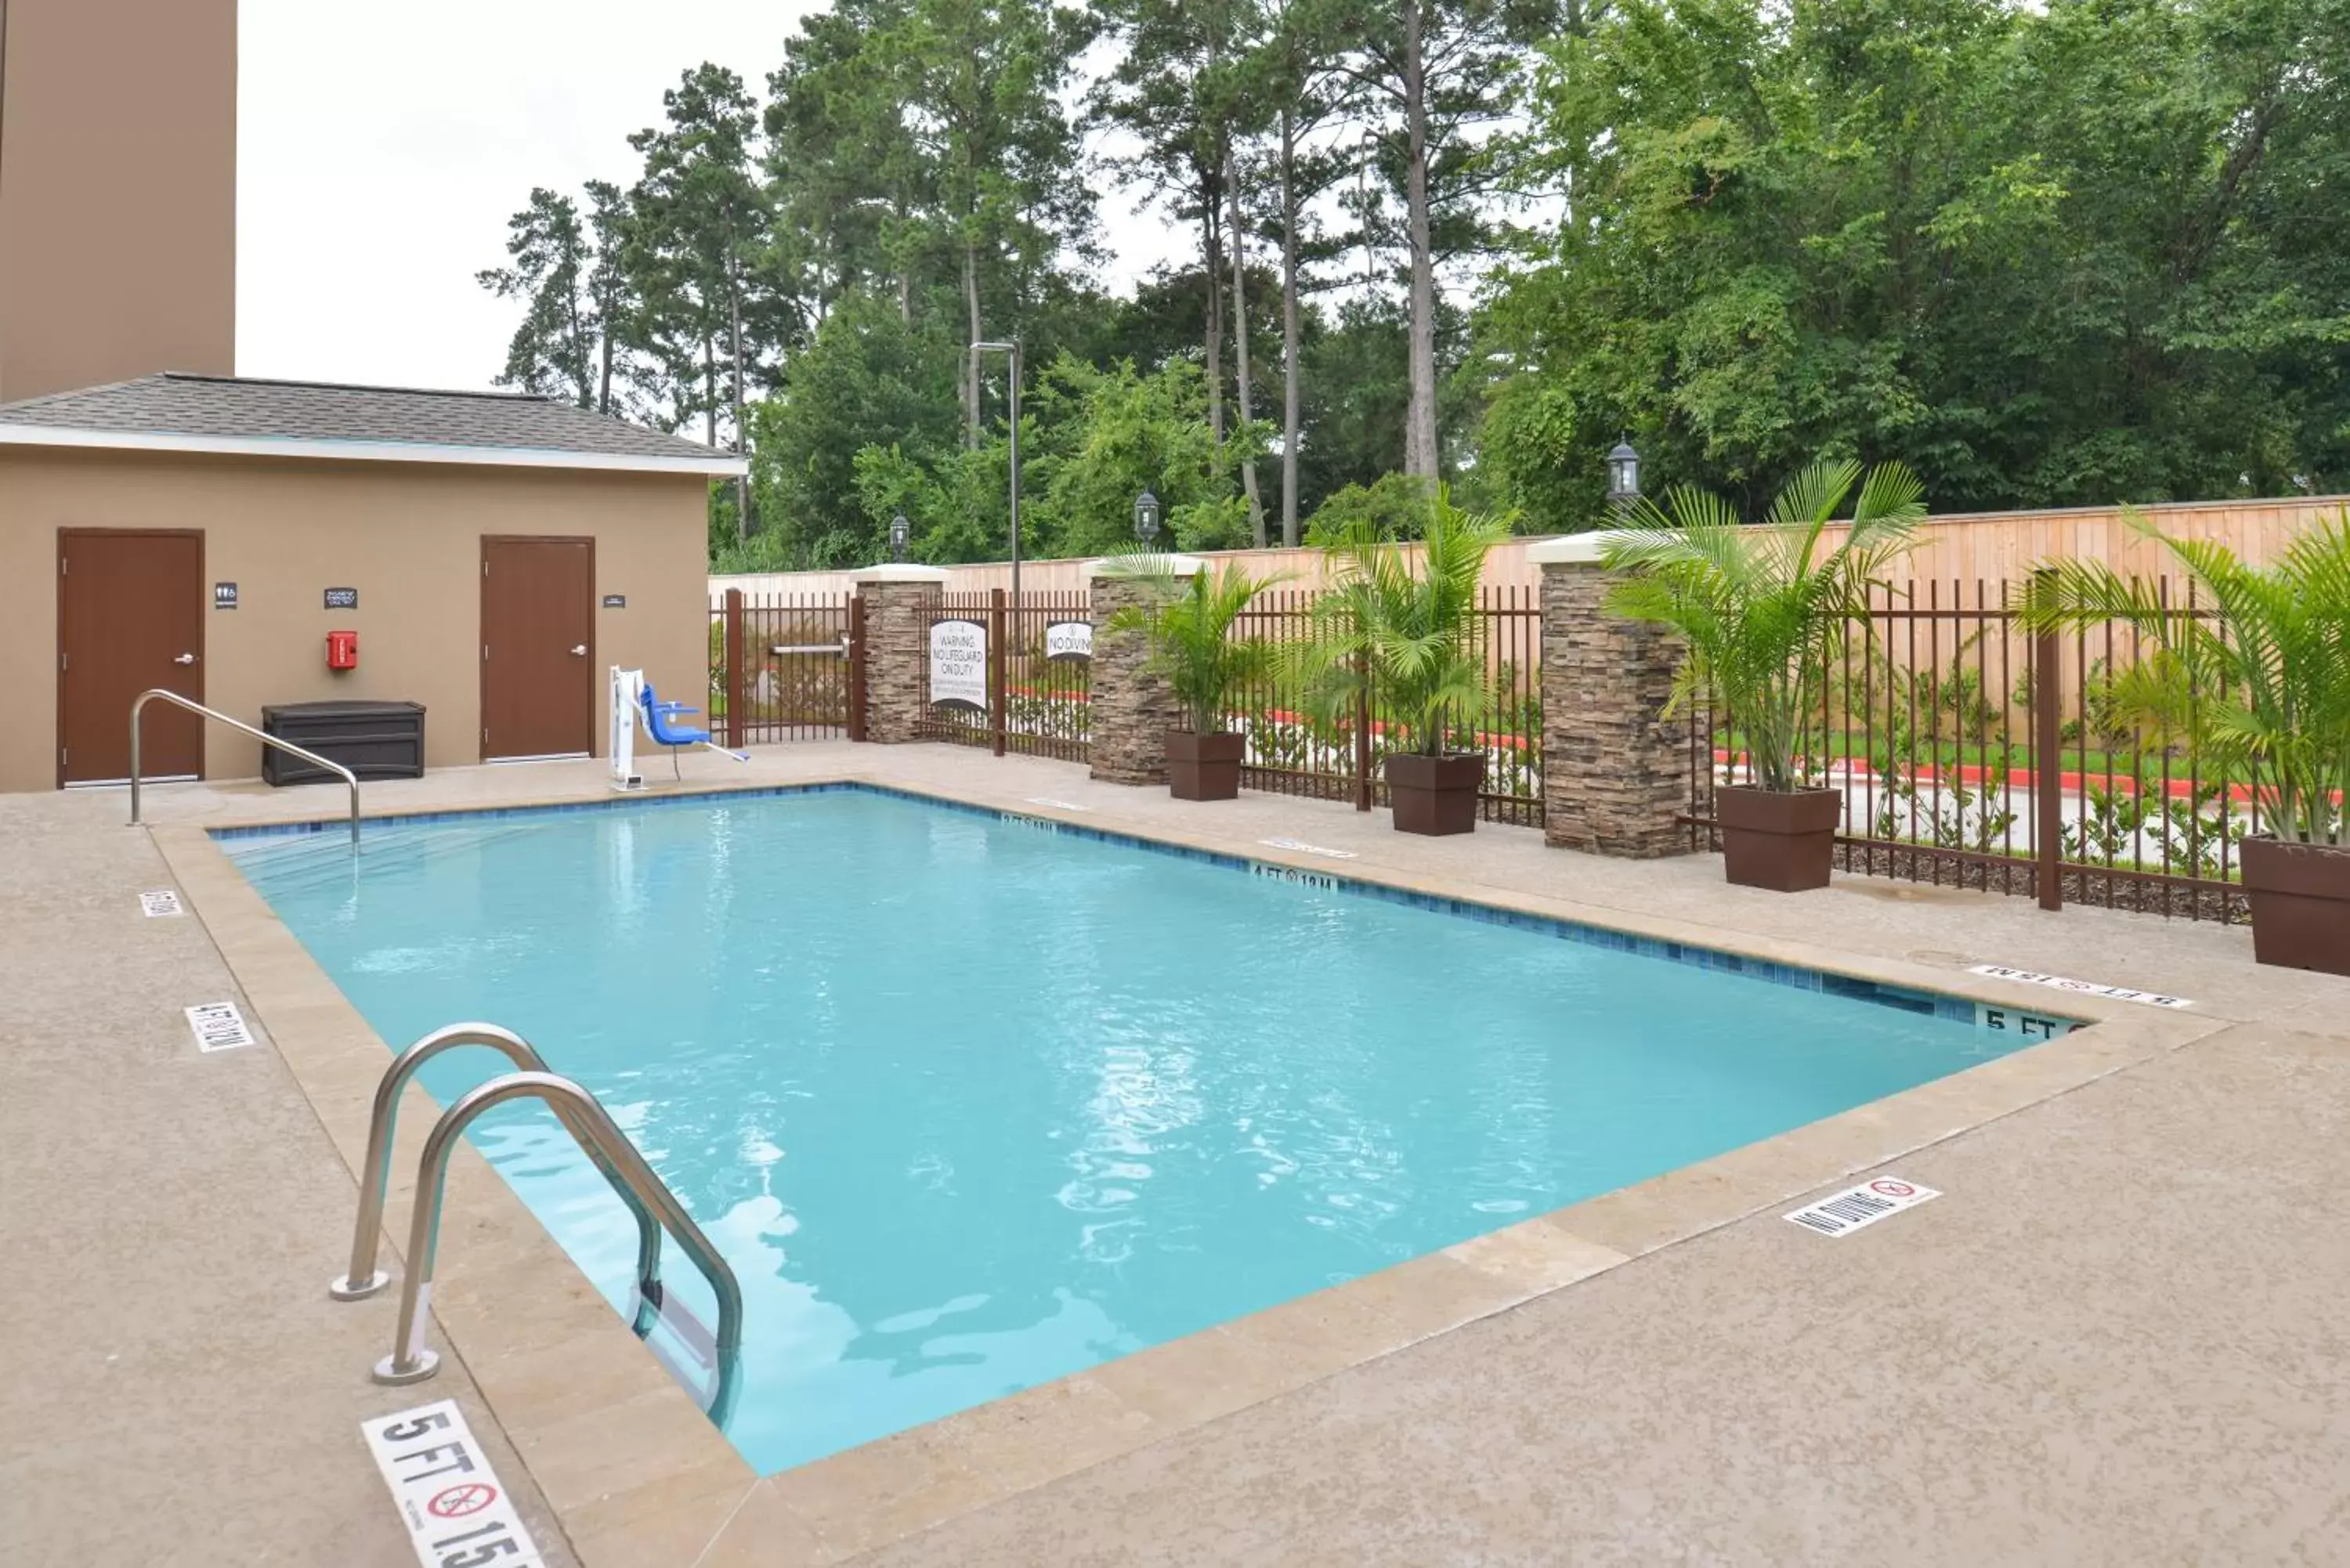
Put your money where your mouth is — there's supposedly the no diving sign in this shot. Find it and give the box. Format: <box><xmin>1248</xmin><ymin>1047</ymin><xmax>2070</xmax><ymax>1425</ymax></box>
<box><xmin>1784</xmin><ymin>1176</ymin><xmax>1942</xmax><ymax>1237</ymax></box>
<box><xmin>360</xmin><ymin>1399</ymin><xmax>545</xmax><ymax>1568</ymax></box>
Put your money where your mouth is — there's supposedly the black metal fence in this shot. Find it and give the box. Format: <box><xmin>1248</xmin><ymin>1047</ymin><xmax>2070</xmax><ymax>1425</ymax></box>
<box><xmin>913</xmin><ymin>590</ymin><xmax>1093</xmax><ymax>763</ymax></box>
<box><xmin>1226</xmin><ymin>587</ymin><xmax>1544</xmax><ymax>829</ymax></box>
<box><xmin>709</xmin><ymin>589</ymin><xmax>852</xmax><ymax>743</ymax></box>
<box><xmin>1682</xmin><ymin>577</ymin><xmax>2251</xmax><ymax>920</ymax></box>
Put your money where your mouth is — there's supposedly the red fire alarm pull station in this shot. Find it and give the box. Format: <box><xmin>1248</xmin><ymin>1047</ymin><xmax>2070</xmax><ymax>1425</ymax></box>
<box><xmin>326</xmin><ymin>630</ymin><xmax>359</xmax><ymax>670</ymax></box>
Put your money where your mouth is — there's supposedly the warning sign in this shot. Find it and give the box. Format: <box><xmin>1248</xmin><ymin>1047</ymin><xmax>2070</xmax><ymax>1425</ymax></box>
<box><xmin>360</xmin><ymin>1400</ymin><xmax>545</xmax><ymax>1568</ymax></box>
<box><xmin>1784</xmin><ymin>1176</ymin><xmax>1942</xmax><ymax>1237</ymax></box>
<box><xmin>184</xmin><ymin>1002</ymin><xmax>255</xmax><ymax>1053</ymax></box>
<box><xmin>139</xmin><ymin>889</ymin><xmax>184</xmax><ymax>917</ymax></box>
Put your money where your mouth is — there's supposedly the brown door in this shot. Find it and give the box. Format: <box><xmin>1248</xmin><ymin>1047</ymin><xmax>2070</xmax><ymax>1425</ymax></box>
<box><xmin>480</xmin><ymin>536</ymin><xmax>596</xmax><ymax>760</ymax></box>
<box><xmin>57</xmin><ymin>529</ymin><xmax>205</xmax><ymax>786</ymax></box>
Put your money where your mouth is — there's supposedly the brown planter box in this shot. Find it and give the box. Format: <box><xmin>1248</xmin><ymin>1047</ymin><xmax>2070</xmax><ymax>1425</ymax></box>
<box><xmin>1715</xmin><ymin>785</ymin><xmax>1842</xmax><ymax>891</ymax></box>
<box><xmin>1386</xmin><ymin>752</ymin><xmax>1484</xmax><ymax>836</ymax></box>
<box><xmin>1166</xmin><ymin>728</ymin><xmax>1246</xmax><ymax>801</ymax></box>
<box><xmin>2241</xmin><ymin>836</ymin><xmax>2350</xmax><ymax>975</ymax></box>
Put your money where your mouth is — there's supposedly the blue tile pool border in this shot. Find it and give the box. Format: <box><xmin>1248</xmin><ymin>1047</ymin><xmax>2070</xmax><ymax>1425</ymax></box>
<box><xmin>210</xmin><ymin>781</ymin><xmax>2079</xmax><ymax>1033</ymax></box>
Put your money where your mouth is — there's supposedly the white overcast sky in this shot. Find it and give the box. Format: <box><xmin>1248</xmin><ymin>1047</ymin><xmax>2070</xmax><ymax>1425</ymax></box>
<box><xmin>236</xmin><ymin>0</ymin><xmax>1187</xmax><ymax>392</ymax></box>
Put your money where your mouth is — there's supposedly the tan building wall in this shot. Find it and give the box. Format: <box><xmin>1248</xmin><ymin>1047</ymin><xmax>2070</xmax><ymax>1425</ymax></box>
<box><xmin>0</xmin><ymin>0</ymin><xmax>237</xmax><ymax>402</ymax></box>
<box><xmin>712</xmin><ymin>493</ymin><xmax>2350</xmax><ymax>605</ymax></box>
<box><xmin>0</xmin><ymin>447</ymin><xmax>709</xmax><ymax>791</ymax></box>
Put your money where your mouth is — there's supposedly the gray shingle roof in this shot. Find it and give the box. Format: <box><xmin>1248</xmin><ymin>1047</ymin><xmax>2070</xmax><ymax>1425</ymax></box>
<box><xmin>0</xmin><ymin>373</ymin><xmax>737</xmax><ymax>468</ymax></box>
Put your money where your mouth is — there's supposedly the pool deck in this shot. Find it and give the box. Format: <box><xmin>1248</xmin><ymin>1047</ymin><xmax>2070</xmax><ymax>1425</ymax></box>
<box><xmin>5</xmin><ymin>740</ymin><xmax>2345</xmax><ymax>1566</ymax></box>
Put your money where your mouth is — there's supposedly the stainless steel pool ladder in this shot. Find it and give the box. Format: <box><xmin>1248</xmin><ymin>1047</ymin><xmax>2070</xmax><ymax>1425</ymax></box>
<box><xmin>128</xmin><ymin>688</ymin><xmax>361</xmax><ymax>849</ymax></box>
<box><xmin>331</xmin><ymin>1024</ymin><xmax>743</xmax><ymax>1424</ymax></box>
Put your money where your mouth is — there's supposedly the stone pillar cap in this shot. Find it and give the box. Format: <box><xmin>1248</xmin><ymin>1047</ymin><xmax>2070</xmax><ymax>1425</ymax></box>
<box><xmin>848</xmin><ymin>562</ymin><xmax>953</xmax><ymax>583</ymax></box>
<box><xmin>1086</xmin><ymin>552</ymin><xmax>1210</xmax><ymax>580</ymax></box>
<box><xmin>1526</xmin><ymin>530</ymin><xmax>1635</xmax><ymax>566</ymax></box>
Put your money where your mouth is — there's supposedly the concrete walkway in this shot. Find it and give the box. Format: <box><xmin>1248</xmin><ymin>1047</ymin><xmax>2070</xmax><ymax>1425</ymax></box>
<box><xmin>0</xmin><ymin>786</ymin><xmax>577</xmax><ymax>1567</ymax></box>
<box><xmin>8</xmin><ymin>745</ymin><xmax>2348</xmax><ymax>1564</ymax></box>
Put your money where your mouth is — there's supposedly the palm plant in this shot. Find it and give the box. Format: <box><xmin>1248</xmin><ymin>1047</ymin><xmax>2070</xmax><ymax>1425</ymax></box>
<box><xmin>1600</xmin><ymin>459</ymin><xmax>1928</xmax><ymax>792</ymax></box>
<box><xmin>1296</xmin><ymin>488</ymin><xmax>1513</xmax><ymax>755</ymax></box>
<box><xmin>1106</xmin><ymin>560</ymin><xmax>1275</xmax><ymax>734</ymax></box>
<box><xmin>2018</xmin><ymin>508</ymin><xmax>2350</xmax><ymax>846</ymax></box>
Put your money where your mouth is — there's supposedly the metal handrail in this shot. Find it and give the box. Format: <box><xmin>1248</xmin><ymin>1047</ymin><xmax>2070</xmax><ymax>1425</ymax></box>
<box><xmin>129</xmin><ymin>688</ymin><xmax>361</xmax><ymax>847</ymax></box>
<box><xmin>371</xmin><ymin>1069</ymin><xmax>745</xmax><ymax>1427</ymax></box>
<box><xmin>329</xmin><ymin>1024</ymin><xmax>660</xmax><ymax>1335</ymax></box>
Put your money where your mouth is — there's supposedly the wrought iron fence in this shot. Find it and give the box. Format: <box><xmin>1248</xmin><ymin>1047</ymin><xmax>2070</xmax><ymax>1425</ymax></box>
<box><xmin>1681</xmin><ymin>576</ymin><xmax>2251</xmax><ymax>920</ymax></box>
<box><xmin>1227</xmin><ymin>587</ymin><xmax>1544</xmax><ymax>828</ymax></box>
<box><xmin>914</xmin><ymin>590</ymin><xmax>1093</xmax><ymax>762</ymax></box>
<box><xmin>708</xmin><ymin>589</ymin><xmax>852</xmax><ymax>743</ymax></box>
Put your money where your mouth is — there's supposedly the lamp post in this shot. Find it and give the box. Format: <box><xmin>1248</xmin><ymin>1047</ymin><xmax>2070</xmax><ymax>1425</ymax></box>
<box><xmin>1605</xmin><ymin>440</ymin><xmax>1642</xmax><ymax>515</ymax></box>
<box><xmin>971</xmin><ymin>340</ymin><xmax>1022</xmax><ymax>609</ymax></box>
<box><xmin>1133</xmin><ymin>489</ymin><xmax>1162</xmax><ymax>547</ymax></box>
<box><xmin>889</xmin><ymin>511</ymin><xmax>909</xmax><ymax>563</ymax></box>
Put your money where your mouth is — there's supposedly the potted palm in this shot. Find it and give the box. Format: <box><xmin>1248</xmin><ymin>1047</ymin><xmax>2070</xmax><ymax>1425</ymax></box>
<box><xmin>1107</xmin><ymin>560</ymin><xmax>1274</xmax><ymax>800</ymax></box>
<box><xmin>1601</xmin><ymin>459</ymin><xmax>1926</xmax><ymax>890</ymax></box>
<box><xmin>2019</xmin><ymin>509</ymin><xmax>2350</xmax><ymax>973</ymax></box>
<box><xmin>1298</xmin><ymin>490</ymin><xmax>1512</xmax><ymax>835</ymax></box>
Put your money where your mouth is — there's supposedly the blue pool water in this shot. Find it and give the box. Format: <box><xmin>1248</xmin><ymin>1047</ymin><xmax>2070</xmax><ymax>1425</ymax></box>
<box><xmin>226</xmin><ymin>786</ymin><xmax>2027</xmax><ymax>1474</ymax></box>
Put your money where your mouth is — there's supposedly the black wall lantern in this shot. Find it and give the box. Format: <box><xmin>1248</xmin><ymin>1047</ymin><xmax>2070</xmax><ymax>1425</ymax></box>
<box><xmin>1605</xmin><ymin>441</ymin><xmax>1642</xmax><ymax>506</ymax></box>
<box><xmin>1133</xmin><ymin>488</ymin><xmax>1162</xmax><ymax>545</ymax></box>
<box><xmin>889</xmin><ymin>511</ymin><xmax>910</xmax><ymax>562</ymax></box>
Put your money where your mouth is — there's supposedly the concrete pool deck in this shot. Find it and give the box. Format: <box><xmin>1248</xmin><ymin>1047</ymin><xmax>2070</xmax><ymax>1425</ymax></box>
<box><xmin>5</xmin><ymin>741</ymin><xmax>2345</xmax><ymax>1565</ymax></box>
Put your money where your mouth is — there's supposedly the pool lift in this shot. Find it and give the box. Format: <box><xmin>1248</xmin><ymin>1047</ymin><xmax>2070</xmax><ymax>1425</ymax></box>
<box><xmin>610</xmin><ymin>666</ymin><xmax>749</xmax><ymax>789</ymax></box>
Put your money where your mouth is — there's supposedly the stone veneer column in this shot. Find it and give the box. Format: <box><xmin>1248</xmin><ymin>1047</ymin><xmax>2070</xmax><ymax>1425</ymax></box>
<box><xmin>848</xmin><ymin>563</ymin><xmax>950</xmax><ymax>744</ymax></box>
<box><xmin>1086</xmin><ymin>554</ymin><xmax>1206</xmax><ymax>786</ymax></box>
<box><xmin>1533</xmin><ymin>534</ymin><xmax>1694</xmax><ymax>858</ymax></box>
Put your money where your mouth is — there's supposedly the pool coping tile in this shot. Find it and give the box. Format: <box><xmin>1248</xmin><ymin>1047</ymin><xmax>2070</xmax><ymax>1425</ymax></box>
<box><xmin>149</xmin><ymin>771</ymin><xmax>2236</xmax><ymax>1568</ymax></box>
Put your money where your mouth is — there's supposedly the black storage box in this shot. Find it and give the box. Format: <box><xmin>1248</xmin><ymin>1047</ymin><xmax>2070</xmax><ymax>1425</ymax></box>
<box><xmin>261</xmin><ymin>700</ymin><xmax>427</xmax><ymax>785</ymax></box>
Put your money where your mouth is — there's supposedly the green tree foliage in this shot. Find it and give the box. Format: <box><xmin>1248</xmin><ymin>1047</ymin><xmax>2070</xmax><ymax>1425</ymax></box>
<box><xmin>486</xmin><ymin>0</ymin><xmax>2348</xmax><ymax>565</ymax></box>
<box><xmin>475</xmin><ymin>190</ymin><xmax>595</xmax><ymax>404</ymax></box>
<box><xmin>1303</xmin><ymin>470</ymin><xmax>1434</xmax><ymax>542</ymax></box>
<box><xmin>625</xmin><ymin>63</ymin><xmax>780</xmax><ymax>466</ymax></box>
<box><xmin>745</xmin><ymin>295</ymin><xmax>964</xmax><ymax>568</ymax></box>
<box><xmin>1480</xmin><ymin>0</ymin><xmax>2350</xmax><ymax>528</ymax></box>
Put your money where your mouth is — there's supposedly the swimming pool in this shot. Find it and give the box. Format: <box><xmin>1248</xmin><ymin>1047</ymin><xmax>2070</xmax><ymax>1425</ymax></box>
<box><xmin>226</xmin><ymin>786</ymin><xmax>2039</xmax><ymax>1474</ymax></box>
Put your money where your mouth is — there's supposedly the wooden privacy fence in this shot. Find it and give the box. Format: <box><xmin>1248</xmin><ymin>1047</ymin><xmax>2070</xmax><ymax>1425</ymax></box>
<box><xmin>712</xmin><ymin>494</ymin><xmax>2350</xmax><ymax>605</ymax></box>
<box><xmin>1681</xmin><ymin>576</ymin><xmax>2252</xmax><ymax>921</ymax></box>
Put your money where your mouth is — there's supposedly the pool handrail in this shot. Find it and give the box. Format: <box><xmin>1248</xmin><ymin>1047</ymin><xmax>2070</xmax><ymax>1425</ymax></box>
<box><xmin>370</xmin><ymin>1068</ymin><xmax>745</xmax><ymax>1428</ymax></box>
<box><xmin>129</xmin><ymin>688</ymin><xmax>361</xmax><ymax>849</ymax></box>
<box><xmin>328</xmin><ymin>1024</ymin><xmax>662</xmax><ymax>1338</ymax></box>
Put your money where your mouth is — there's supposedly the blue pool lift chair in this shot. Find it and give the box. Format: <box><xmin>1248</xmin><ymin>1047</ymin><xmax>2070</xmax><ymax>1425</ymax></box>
<box><xmin>638</xmin><ymin>682</ymin><xmax>744</xmax><ymax>777</ymax></box>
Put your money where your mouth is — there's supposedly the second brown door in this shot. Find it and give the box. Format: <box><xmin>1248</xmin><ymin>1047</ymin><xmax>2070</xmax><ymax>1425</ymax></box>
<box><xmin>480</xmin><ymin>537</ymin><xmax>595</xmax><ymax>761</ymax></box>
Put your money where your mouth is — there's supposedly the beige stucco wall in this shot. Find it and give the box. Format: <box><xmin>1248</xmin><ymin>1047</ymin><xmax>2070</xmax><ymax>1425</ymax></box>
<box><xmin>0</xmin><ymin>446</ymin><xmax>710</xmax><ymax>791</ymax></box>
<box><xmin>0</xmin><ymin>0</ymin><xmax>237</xmax><ymax>402</ymax></box>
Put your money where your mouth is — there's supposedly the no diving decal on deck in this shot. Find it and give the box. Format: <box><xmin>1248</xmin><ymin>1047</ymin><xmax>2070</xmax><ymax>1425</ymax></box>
<box><xmin>361</xmin><ymin>1400</ymin><xmax>546</xmax><ymax>1568</ymax></box>
<box><xmin>139</xmin><ymin>889</ymin><xmax>183</xmax><ymax>917</ymax></box>
<box><xmin>1969</xmin><ymin>963</ymin><xmax>2193</xmax><ymax>1010</ymax></box>
<box><xmin>1784</xmin><ymin>1177</ymin><xmax>1941</xmax><ymax>1238</ymax></box>
<box><xmin>184</xmin><ymin>1002</ymin><xmax>255</xmax><ymax>1053</ymax></box>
